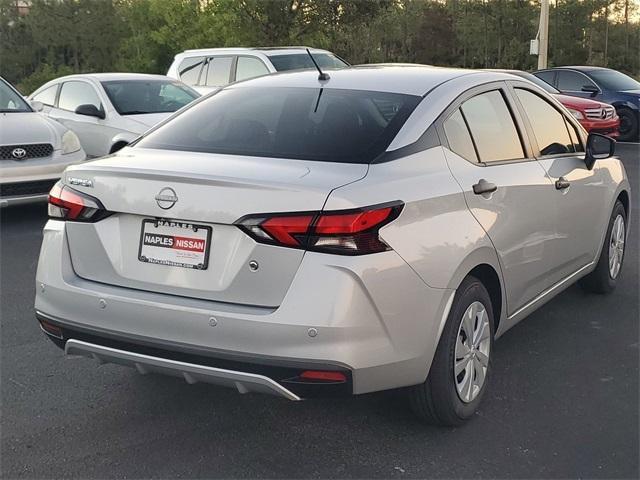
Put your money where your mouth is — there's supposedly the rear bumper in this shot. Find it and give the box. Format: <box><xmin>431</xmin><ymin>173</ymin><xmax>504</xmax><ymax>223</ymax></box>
<box><xmin>65</xmin><ymin>339</ymin><xmax>302</xmax><ymax>400</ymax></box>
<box><xmin>35</xmin><ymin>219</ymin><xmax>454</xmax><ymax>396</ymax></box>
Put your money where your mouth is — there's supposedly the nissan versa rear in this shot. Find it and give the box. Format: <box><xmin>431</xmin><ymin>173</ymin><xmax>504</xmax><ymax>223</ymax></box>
<box><xmin>35</xmin><ymin>66</ymin><xmax>630</xmax><ymax>425</ymax></box>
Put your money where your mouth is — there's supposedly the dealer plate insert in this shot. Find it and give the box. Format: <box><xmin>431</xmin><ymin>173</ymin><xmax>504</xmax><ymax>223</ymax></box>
<box><xmin>138</xmin><ymin>219</ymin><xmax>212</xmax><ymax>270</ymax></box>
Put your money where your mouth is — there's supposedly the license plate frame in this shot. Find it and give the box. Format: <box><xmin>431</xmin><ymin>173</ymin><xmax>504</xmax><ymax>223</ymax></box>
<box><xmin>138</xmin><ymin>219</ymin><xmax>212</xmax><ymax>270</ymax></box>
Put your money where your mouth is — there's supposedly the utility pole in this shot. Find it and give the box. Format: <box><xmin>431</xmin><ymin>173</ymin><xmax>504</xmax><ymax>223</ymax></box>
<box><xmin>538</xmin><ymin>0</ymin><xmax>550</xmax><ymax>69</ymax></box>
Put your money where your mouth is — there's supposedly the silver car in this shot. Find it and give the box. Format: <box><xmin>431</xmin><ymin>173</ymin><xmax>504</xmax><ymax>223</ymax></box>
<box><xmin>35</xmin><ymin>66</ymin><xmax>630</xmax><ymax>425</ymax></box>
<box><xmin>0</xmin><ymin>77</ymin><xmax>86</xmax><ymax>207</ymax></box>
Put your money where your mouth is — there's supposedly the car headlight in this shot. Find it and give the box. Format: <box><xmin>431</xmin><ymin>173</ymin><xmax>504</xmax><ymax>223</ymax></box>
<box><xmin>61</xmin><ymin>130</ymin><xmax>81</xmax><ymax>155</ymax></box>
<box><xmin>567</xmin><ymin>108</ymin><xmax>584</xmax><ymax>120</ymax></box>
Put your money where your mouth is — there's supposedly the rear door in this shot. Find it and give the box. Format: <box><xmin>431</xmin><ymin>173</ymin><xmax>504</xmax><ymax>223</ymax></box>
<box><xmin>510</xmin><ymin>83</ymin><xmax>608</xmax><ymax>278</ymax></box>
<box><xmin>439</xmin><ymin>83</ymin><xmax>558</xmax><ymax>315</ymax></box>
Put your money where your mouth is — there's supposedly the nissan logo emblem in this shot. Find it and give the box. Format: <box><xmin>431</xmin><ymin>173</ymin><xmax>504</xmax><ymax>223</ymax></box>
<box><xmin>11</xmin><ymin>148</ymin><xmax>27</xmax><ymax>159</ymax></box>
<box><xmin>155</xmin><ymin>187</ymin><xmax>178</xmax><ymax>210</ymax></box>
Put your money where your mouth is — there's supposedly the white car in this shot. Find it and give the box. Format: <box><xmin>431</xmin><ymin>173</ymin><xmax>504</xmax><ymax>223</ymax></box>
<box><xmin>0</xmin><ymin>76</ymin><xmax>85</xmax><ymax>207</ymax></box>
<box><xmin>167</xmin><ymin>46</ymin><xmax>349</xmax><ymax>94</ymax></box>
<box><xmin>29</xmin><ymin>73</ymin><xmax>200</xmax><ymax>158</ymax></box>
<box><xmin>36</xmin><ymin>66</ymin><xmax>630</xmax><ymax>425</ymax></box>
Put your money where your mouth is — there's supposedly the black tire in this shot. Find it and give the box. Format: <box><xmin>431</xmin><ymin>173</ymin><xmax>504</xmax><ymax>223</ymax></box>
<box><xmin>409</xmin><ymin>275</ymin><xmax>494</xmax><ymax>426</ymax></box>
<box><xmin>617</xmin><ymin>108</ymin><xmax>638</xmax><ymax>142</ymax></box>
<box><xmin>579</xmin><ymin>200</ymin><xmax>627</xmax><ymax>294</ymax></box>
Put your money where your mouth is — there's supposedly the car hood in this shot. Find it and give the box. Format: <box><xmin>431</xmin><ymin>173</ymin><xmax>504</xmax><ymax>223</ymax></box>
<box><xmin>0</xmin><ymin>112</ymin><xmax>65</xmax><ymax>148</ymax></box>
<box><xmin>553</xmin><ymin>93</ymin><xmax>610</xmax><ymax>110</ymax></box>
<box><xmin>123</xmin><ymin>112</ymin><xmax>174</xmax><ymax>132</ymax></box>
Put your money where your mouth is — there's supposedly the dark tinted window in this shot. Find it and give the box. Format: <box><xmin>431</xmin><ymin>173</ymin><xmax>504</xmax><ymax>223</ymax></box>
<box><xmin>102</xmin><ymin>80</ymin><xmax>199</xmax><ymax>115</ymax></box>
<box><xmin>136</xmin><ymin>87</ymin><xmax>420</xmax><ymax>164</ymax></box>
<box><xmin>517</xmin><ymin>72</ymin><xmax>559</xmax><ymax>94</ymax></box>
<box><xmin>58</xmin><ymin>81</ymin><xmax>101</xmax><ymax>111</ymax></box>
<box><xmin>534</xmin><ymin>70</ymin><xmax>556</xmax><ymax>86</ymax></box>
<box><xmin>461</xmin><ymin>90</ymin><xmax>524</xmax><ymax>162</ymax></box>
<box><xmin>205</xmin><ymin>57</ymin><xmax>233</xmax><ymax>86</ymax></box>
<box><xmin>235</xmin><ymin>57</ymin><xmax>270</xmax><ymax>81</ymax></box>
<box><xmin>444</xmin><ymin>109</ymin><xmax>477</xmax><ymax>162</ymax></box>
<box><xmin>31</xmin><ymin>84</ymin><xmax>58</xmax><ymax>107</ymax></box>
<box><xmin>589</xmin><ymin>69</ymin><xmax>640</xmax><ymax>91</ymax></box>
<box><xmin>515</xmin><ymin>88</ymin><xmax>575</xmax><ymax>156</ymax></box>
<box><xmin>178</xmin><ymin>57</ymin><xmax>205</xmax><ymax>86</ymax></box>
<box><xmin>269</xmin><ymin>53</ymin><xmax>348</xmax><ymax>72</ymax></box>
<box><xmin>557</xmin><ymin>71</ymin><xmax>596</xmax><ymax>91</ymax></box>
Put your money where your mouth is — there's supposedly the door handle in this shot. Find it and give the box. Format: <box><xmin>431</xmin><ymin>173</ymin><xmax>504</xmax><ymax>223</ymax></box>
<box><xmin>555</xmin><ymin>177</ymin><xmax>571</xmax><ymax>190</ymax></box>
<box><xmin>472</xmin><ymin>179</ymin><xmax>498</xmax><ymax>195</ymax></box>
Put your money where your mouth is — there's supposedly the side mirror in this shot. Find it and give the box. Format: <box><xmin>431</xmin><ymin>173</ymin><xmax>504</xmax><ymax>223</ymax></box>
<box><xmin>30</xmin><ymin>100</ymin><xmax>44</xmax><ymax>112</ymax></box>
<box><xmin>75</xmin><ymin>104</ymin><xmax>105</xmax><ymax>119</ymax></box>
<box><xmin>581</xmin><ymin>84</ymin><xmax>599</xmax><ymax>96</ymax></box>
<box><xmin>585</xmin><ymin>133</ymin><xmax>615</xmax><ymax>170</ymax></box>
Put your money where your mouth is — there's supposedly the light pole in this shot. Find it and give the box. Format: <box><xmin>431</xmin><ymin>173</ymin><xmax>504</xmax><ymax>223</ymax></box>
<box><xmin>538</xmin><ymin>0</ymin><xmax>550</xmax><ymax>69</ymax></box>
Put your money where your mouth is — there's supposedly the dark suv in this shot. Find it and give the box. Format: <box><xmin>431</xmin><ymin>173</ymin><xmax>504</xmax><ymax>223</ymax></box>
<box><xmin>534</xmin><ymin>66</ymin><xmax>639</xmax><ymax>141</ymax></box>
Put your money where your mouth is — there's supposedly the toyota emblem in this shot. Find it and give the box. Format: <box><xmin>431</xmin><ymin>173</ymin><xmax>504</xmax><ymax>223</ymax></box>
<box><xmin>11</xmin><ymin>148</ymin><xmax>27</xmax><ymax>159</ymax></box>
<box><xmin>155</xmin><ymin>187</ymin><xmax>178</xmax><ymax>210</ymax></box>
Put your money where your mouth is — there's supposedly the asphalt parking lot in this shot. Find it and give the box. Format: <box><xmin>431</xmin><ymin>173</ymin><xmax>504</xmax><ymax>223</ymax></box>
<box><xmin>1</xmin><ymin>144</ymin><xmax>638</xmax><ymax>479</ymax></box>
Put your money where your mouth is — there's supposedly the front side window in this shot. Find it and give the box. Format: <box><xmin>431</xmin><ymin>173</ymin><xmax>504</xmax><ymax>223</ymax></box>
<box><xmin>178</xmin><ymin>56</ymin><xmax>205</xmax><ymax>86</ymax></box>
<box><xmin>235</xmin><ymin>57</ymin><xmax>270</xmax><ymax>82</ymax></box>
<box><xmin>443</xmin><ymin>109</ymin><xmax>478</xmax><ymax>162</ymax></box>
<box><xmin>102</xmin><ymin>80</ymin><xmax>199</xmax><ymax>115</ymax></box>
<box><xmin>31</xmin><ymin>84</ymin><xmax>58</xmax><ymax>107</ymax></box>
<box><xmin>269</xmin><ymin>53</ymin><xmax>348</xmax><ymax>72</ymax></box>
<box><xmin>460</xmin><ymin>90</ymin><xmax>524</xmax><ymax>162</ymax></box>
<box><xmin>514</xmin><ymin>88</ymin><xmax>576</xmax><ymax>156</ymax></box>
<box><xmin>58</xmin><ymin>81</ymin><xmax>102</xmax><ymax>112</ymax></box>
<box><xmin>135</xmin><ymin>87</ymin><xmax>421</xmax><ymax>164</ymax></box>
<box><xmin>205</xmin><ymin>57</ymin><xmax>233</xmax><ymax>86</ymax></box>
<box><xmin>0</xmin><ymin>79</ymin><xmax>31</xmax><ymax>112</ymax></box>
<box><xmin>557</xmin><ymin>71</ymin><xmax>597</xmax><ymax>91</ymax></box>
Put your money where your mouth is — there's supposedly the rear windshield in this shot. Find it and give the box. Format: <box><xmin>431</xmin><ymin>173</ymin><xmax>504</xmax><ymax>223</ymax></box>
<box><xmin>135</xmin><ymin>87</ymin><xmax>421</xmax><ymax>164</ymax></box>
<box><xmin>269</xmin><ymin>54</ymin><xmax>349</xmax><ymax>72</ymax></box>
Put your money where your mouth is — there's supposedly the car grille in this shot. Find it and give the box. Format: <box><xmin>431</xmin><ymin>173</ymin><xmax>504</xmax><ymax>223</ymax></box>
<box><xmin>584</xmin><ymin>106</ymin><xmax>616</xmax><ymax>120</ymax></box>
<box><xmin>0</xmin><ymin>179</ymin><xmax>57</xmax><ymax>198</ymax></box>
<box><xmin>0</xmin><ymin>143</ymin><xmax>54</xmax><ymax>160</ymax></box>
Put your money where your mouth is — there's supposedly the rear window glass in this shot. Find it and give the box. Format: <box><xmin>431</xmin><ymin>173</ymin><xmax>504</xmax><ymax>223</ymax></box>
<box><xmin>269</xmin><ymin>54</ymin><xmax>348</xmax><ymax>72</ymax></box>
<box><xmin>135</xmin><ymin>87</ymin><xmax>420</xmax><ymax>164</ymax></box>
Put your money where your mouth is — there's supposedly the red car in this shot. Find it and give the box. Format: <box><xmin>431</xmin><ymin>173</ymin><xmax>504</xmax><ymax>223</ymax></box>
<box><xmin>494</xmin><ymin>70</ymin><xmax>620</xmax><ymax>138</ymax></box>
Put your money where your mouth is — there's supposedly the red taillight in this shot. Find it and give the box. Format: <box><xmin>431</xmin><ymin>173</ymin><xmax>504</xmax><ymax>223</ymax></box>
<box><xmin>48</xmin><ymin>181</ymin><xmax>108</xmax><ymax>222</ymax></box>
<box><xmin>299</xmin><ymin>370</ymin><xmax>347</xmax><ymax>382</ymax></box>
<box><xmin>237</xmin><ymin>202</ymin><xmax>402</xmax><ymax>255</ymax></box>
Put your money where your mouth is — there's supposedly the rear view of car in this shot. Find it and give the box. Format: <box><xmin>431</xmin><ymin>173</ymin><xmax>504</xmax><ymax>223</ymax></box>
<box><xmin>167</xmin><ymin>47</ymin><xmax>349</xmax><ymax>93</ymax></box>
<box><xmin>0</xmin><ymin>76</ymin><xmax>85</xmax><ymax>207</ymax></box>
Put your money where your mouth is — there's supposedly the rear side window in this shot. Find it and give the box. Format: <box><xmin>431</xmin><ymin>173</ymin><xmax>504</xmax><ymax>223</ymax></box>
<box><xmin>460</xmin><ymin>90</ymin><xmax>524</xmax><ymax>162</ymax></box>
<box><xmin>178</xmin><ymin>57</ymin><xmax>205</xmax><ymax>86</ymax></box>
<box><xmin>235</xmin><ymin>57</ymin><xmax>270</xmax><ymax>82</ymax></box>
<box><xmin>514</xmin><ymin>88</ymin><xmax>576</xmax><ymax>156</ymax></box>
<box><xmin>444</xmin><ymin>109</ymin><xmax>478</xmax><ymax>162</ymax></box>
<box><xmin>535</xmin><ymin>71</ymin><xmax>556</xmax><ymax>87</ymax></box>
<box><xmin>205</xmin><ymin>57</ymin><xmax>233</xmax><ymax>86</ymax></box>
<box><xmin>32</xmin><ymin>84</ymin><xmax>58</xmax><ymax>106</ymax></box>
<box><xmin>269</xmin><ymin>53</ymin><xmax>348</xmax><ymax>72</ymax></box>
<box><xmin>135</xmin><ymin>87</ymin><xmax>421</xmax><ymax>164</ymax></box>
<box><xmin>58</xmin><ymin>81</ymin><xmax>102</xmax><ymax>112</ymax></box>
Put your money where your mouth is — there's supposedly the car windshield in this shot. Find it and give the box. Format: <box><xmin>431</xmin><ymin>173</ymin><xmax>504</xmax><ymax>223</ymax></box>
<box><xmin>268</xmin><ymin>53</ymin><xmax>349</xmax><ymax>72</ymax></box>
<box><xmin>135</xmin><ymin>87</ymin><xmax>421</xmax><ymax>164</ymax></box>
<box><xmin>588</xmin><ymin>69</ymin><xmax>640</xmax><ymax>91</ymax></box>
<box><xmin>101</xmin><ymin>79</ymin><xmax>200</xmax><ymax>115</ymax></box>
<box><xmin>0</xmin><ymin>78</ymin><xmax>31</xmax><ymax>112</ymax></box>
